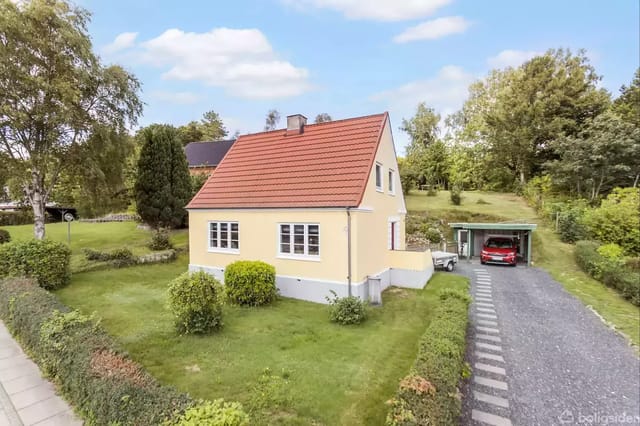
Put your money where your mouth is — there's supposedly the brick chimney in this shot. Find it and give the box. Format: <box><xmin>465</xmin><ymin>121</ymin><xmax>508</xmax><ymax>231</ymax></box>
<box><xmin>286</xmin><ymin>114</ymin><xmax>307</xmax><ymax>135</ymax></box>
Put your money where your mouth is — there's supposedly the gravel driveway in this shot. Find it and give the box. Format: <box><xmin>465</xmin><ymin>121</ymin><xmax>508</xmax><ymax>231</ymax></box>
<box><xmin>457</xmin><ymin>262</ymin><xmax>640</xmax><ymax>426</ymax></box>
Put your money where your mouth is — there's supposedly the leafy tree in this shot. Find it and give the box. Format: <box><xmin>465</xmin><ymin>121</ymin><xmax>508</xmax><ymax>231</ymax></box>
<box><xmin>485</xmin><ymin>49</ymin><xmax>610</xmax><ymax>186</ymax></box>
<box><xmin>401</xmin><ymin>104</ymin><xmax>448</xmax><ymax>188</ymax></box>
<box><xmin>401</xmin><ymin>103</ymin><xmax>441</xmax><ymax>148</ymax></box>
<box><xmin>200</xmin><ymin>110</ymin><xmax>228</xmax><ymax>140</ymax></box>
<box><xmin>51</xmin><ymin>128</ymin><xmax>134</xmax><ymax>217</ymax></box>
<box><xmin>613</xmin><ymin>68</ymin><xmax>640</xmax><ymax>125</ymax></box>
<box><xmin>0</xmin><ymin>0</ymin><xmax>142</xmax><ymax>239</ymax></box>
<box><xmin>264</xmin><ymin>109</ymin><xmax>281</xmax><ymax>131</ymax></box>
<box><xmin>177</xmin><ymin>110</ymin><xmax>228</xmax><ymax>144</ymax></box>
<box><xmin>314</xmin><ymin>113</ymin><xmax>332</xmax><ymax>123</ymax></box>
<box><xmin>177</xmin><ymin>121</ymin><xmax>204</xmax><ymax>144</ymax></box>
<box><xmin>546</xmin><ymin>111</ymin><xmax>640</xmax><ymax>199</ymax></box>
<box><xmin>135</xmin><ymin>125</ymin><xmax>191</xmax><ymax>229</ymax></box>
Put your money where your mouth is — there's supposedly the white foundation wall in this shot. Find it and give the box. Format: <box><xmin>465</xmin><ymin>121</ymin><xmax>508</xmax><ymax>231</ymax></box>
<box><xmin>190</xmin><ymin>263</ymin><xmax>433</xmax><ymax>305</ymax></box>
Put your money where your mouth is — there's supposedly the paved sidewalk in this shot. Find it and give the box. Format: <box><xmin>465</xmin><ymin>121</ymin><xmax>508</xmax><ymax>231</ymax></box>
<box><xmin>0</xmin><ymin>321</ymin><xmax>82</xmax><ymax>426</ymax></box>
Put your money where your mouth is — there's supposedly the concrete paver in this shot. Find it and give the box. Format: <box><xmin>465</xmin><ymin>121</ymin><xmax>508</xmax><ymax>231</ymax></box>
<box><xmin>0</xmin><ymin>321</ymin><xmax>82</xmax><ymax>425</ymax></box>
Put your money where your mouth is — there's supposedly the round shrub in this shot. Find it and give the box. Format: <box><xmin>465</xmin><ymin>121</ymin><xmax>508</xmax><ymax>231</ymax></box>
<box><xmin>168</xmin><ymin>271</ymin><xmax>224</xmax><ymax>334</ymax></box>
<box><xmin>109</xmin><ymin>248</ymin><xmax>137</xmax><ymax>267</ymax></box>
<box><xmin>0</xmin><ymin>229</ymin><xmax>10</xmax><ymax>244</ymax></box>
<box><xmin>0</xmin><ymin>239</ymin><xmax>71</xmax><ymax>290</ymax></box>
<box><xmin>420</xmin><ymin>225</ymin><xmax>441</xmax><ymax>243</ymax></box>
<box><xmin>326</xmin><ymin>290</ymin><xmax>367</xmax><ymax>325</ymax></box>
<box><xmin>449</xmin><ymin>188</ymin><xmax>462</xmax><ymax>205</ymax></box>
<box><xmin>148</xmin><ymin>229</ymin><xmax>173</xmax><ymax>251</ymax></box>
<box><xmin>174</xmin><ymin>399</ymin><xmax>249</xmax><ymax>426</ymax></box>
<box><xmin>224</xmin><ymin>261</ymin><xmax>277</xmax><ymax>306</ymax></box>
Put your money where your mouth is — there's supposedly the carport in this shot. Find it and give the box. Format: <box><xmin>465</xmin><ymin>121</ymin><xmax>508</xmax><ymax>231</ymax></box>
<box><xmin>449</xmin><ymin>222</ymin><xmax>537</xmax><ymax>266</ymax></box>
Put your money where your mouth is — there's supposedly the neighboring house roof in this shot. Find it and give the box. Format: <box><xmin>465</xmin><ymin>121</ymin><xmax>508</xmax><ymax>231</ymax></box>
<box><xmin>185</xmin><ymin>139</ymin><xmax>236</xmax><ymax>168</ymax></box>
<box><xmin>188</xmin><ymin>112</ymin><xmax>388</xmax><ymax>209</ymax></box>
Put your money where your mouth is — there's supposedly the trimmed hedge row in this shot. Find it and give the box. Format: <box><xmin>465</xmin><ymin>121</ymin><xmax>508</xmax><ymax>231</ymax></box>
<box><xmin>0</xmin><ymin>239</ymin><xmax>71</xmax><ymax>290</ymax></box>
<box><xmin>0</xmin><ymin>278</ymin><xmax>249</xmax><ymax>425</ymax></box>
<box><xmin>386</xmin><ymin>288</ymin><xmax>471</xmax><ymax>426</ymax></box>
<box><xmin>575</xmin><ymin>241</ymin><xmax>639</xmax><ymax>306</ymax></box>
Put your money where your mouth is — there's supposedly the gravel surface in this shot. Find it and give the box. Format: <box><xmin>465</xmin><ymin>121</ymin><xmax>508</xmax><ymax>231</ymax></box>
<box><xmin>458</xmin><ymin>261</ymin><xmax>640</xmax><ymax>426</ymax></box>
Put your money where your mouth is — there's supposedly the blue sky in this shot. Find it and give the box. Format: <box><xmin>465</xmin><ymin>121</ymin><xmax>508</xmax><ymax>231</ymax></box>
<box><xmin>85</xmin><ymin>0</ymin><xmax>639</xmax><ymax>154</ymax></box>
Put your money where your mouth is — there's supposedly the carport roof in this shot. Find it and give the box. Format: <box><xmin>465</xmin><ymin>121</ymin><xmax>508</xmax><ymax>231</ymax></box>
<box><xmin>449</xmin><ymin>222</ymin><xmax>537</xmax><ymax>231</ymax></box>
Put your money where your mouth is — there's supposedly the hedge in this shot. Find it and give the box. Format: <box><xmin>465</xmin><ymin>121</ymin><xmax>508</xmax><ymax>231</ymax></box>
<box><xmin>0</xmin><ymin>278</ymin><xmax>249</xmax><ymax>425</ymax></box>
<box><xmin>386</xmin><ymin>289</ymin><xmax>471</xmax><ymax>425</ymax></box>
<box><xmin>575</xmin><ymin>241</ymin><xmax>640</xmax><ymax>306</ymax></box>
<box><xmin>0</xmin><ymin>239</ymin><xmax>71</xmax><ymax>290</ymax></box>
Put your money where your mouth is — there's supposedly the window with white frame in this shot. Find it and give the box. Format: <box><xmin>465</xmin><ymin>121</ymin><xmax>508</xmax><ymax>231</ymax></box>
<box><xmin>375</xmin><ymin>162</ymin><xmax>382</xmax><ymax>191</ymax></box>
<box><xmin>388</xmin><ymin>169</ymin><xmax>395</xmax><ymax>194</ymax></box>
<box><xmin>209</xmin><ymin>221</ymin><xmax>239</xmax><ymax>251</ymax></box>
<box><xmin>279</xmin><ymin>223</ymin><xmax>319</xmax><ymax>257</ymax></box>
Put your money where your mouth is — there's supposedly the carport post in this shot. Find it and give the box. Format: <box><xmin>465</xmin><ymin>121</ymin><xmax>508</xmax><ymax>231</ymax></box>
<box><xmin>527</xmin><ymin>231</ymin><xmax>532</xmax><ymax>266</ymax></box>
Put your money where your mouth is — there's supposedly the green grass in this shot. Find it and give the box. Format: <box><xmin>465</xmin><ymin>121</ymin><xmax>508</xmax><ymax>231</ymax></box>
<box><xmin>56</xmin><ymin>259</ymin><xmax>467</xmax><ymax>425</ymax></box>
<box><xmin>406</xmin><ymin>190</ymin><xmax>640</xmax><ymax>348</ymax></box>
<box><xmin>0</xmin><ymin>222</ymin><xmax>187</xmax><ymax>272</ymax></box>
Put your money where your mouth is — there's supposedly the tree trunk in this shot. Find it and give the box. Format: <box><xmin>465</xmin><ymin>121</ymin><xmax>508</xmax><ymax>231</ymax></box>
<box><xmin>634</xmin><ymin>174</ymin><xmax>639</xmax><ymax>188</ymax></box>
<box><xmin>27</xmin><ymin>171</ymin><xmax>46</xmax><ymax>240</ymax></box>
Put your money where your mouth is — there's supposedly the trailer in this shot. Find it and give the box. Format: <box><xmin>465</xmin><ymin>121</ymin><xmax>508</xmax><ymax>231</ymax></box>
<box><xmin>432</xmin><ymin>251</ymin><xmax>459</xmax><ymax>272</ymax></box>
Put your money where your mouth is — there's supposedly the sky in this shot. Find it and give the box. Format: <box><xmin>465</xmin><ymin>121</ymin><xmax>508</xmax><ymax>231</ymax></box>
<box><xmin>84</xmin><ymin>0</ymin><xmax>639</xmax><ymax>154</ymax></box>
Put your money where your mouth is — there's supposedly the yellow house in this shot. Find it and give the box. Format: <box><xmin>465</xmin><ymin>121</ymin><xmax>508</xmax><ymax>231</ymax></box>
<box><xmin>187</xmin><ymin>113</ymin><xmax>433</xmax><ymax>303</ymax></box>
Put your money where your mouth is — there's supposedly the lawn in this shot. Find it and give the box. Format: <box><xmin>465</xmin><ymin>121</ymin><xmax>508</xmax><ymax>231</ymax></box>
<box><xmin>55</xmin><ymin>255</ymin><xmax>467</xmax><ymax>425</ymax></box>
<box><xmin>1</xmin><ymin>221</ymin><xmax>188</xmax><ymax>272</ymax></box>
<box><xmin>406</xmin><ymin>190</ymin><xmax>640</xmax><ymax>348</ymax></box>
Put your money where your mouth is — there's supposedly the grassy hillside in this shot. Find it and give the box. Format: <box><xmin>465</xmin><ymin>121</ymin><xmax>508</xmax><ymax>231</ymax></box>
<box><xmin>406</xmin><ymin>190</ymin><xmax>639</xmax><ymax>348</ymax></box>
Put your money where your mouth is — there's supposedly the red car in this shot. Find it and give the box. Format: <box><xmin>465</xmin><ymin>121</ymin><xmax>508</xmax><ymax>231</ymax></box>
<box><xmin>480</xmin><ymin>237</ymin><xmax>518</xmax><ymax>266</ymax></box>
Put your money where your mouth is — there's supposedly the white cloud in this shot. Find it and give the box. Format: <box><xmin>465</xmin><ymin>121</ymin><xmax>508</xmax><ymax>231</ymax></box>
<box><xmin>370</xmin><ymin>65</ymin><xmax>475</xmax><ymax>153</ymax></box>
<box><xmin>394</xmin><ymin>16</ymin><xmax>470</xmax><ymax>43</ymax></box>
<box><xmin>134</xmin><ymin>28</ymin><xmax>310</xmax><ymax>99</ymax></box>
<box><xmin>284</xmin><ymin>0</ymin><xmax>451</xmax><ymax>21</ymax></box>
<box><xmin>102</xmin><ymin>32</ymin><xmax>138</xmax><ymax>55</ymax></box>
<box><xmin>149</xmin><ymin>91</ymin><xmax>201</xmax><ymax>105</ymax></box>
<box><xmin>487</xmin><ymin>49</ymin><xmax>542</xmax><ymax>69</ymax></box>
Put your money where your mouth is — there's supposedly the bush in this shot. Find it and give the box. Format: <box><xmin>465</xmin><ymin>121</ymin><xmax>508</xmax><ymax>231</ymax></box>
<box><xmin>0</xmin><ymin>239</ymin><xmax>71</xmax><ymax>290</ymax></box>
<box><xmin>0</xmin><ymin>229</ymin><xmax>10</xmax><ymax>244</ymax></box>
<box><xmin>449</xmin><ymin>188</ymin><xmax>461</xmax><ymax>206</ymax></box>
<box><xmin>426</xmin><ymin>188</ymin><xmax>437</xmax><ymax>197</ymax></box>
<box><xmin>574</xmin><ymin>240</ymin><xmax>605</xmax><ymax>279</ymax></box>
<box><xmin>83</xmin><ymin>247</ymin><xmax>137</xmax><ymax>268</ymax></box>
<box><xmin>575</xmin><ymin>241</ymin><xmax>639</xmax><ymax>306</ymax></box>
<box><xmin>326</xmin><ymin>290</ymin><xmax>368</xmax><ymax>325</ymax></box>
<box><xmin>386</xmin><ymin>287</ymin><xmax>471</xmax><ymax>425</ymax></box>
<box><xmin>148</xmin><ymin>229</ymin><xmax>173</xmax><ymax>251</ymax></box>
<box><xmin>0</xmin><ymin>209</ymin><xmax>33</xmax><ymax>226</ymax></box>
<box><xmin>420</xmin><ymin>225</ymin><xmax>441</xmax><ymax>244</ymax></box>
<box><xmin>168</xmin><ymin>271</ymin><xmax>224</xmax><ymax>334</ymax></box>
<box><xmin>173</xmin><ymin>399</ymin><xmax>249</xmax><ymax>426</ymax></box>
<box><xmin>224</xmin><ymin>261</ymin><xmax>277</xmax><ymax>306</ymax></box>
<box><xmin>0</xmin><ymin>278</ymin><xmax>193</xmax><ymax>425</ymax></box>
<box><xmin>551</xmin><ymin>200</ymin><xmax>589</xmax><ymax>243</ymax></box>
<box><xmin>583</xmin><ymin>188</ymin><xmax>640</xmax><ymax>255</ymax></box>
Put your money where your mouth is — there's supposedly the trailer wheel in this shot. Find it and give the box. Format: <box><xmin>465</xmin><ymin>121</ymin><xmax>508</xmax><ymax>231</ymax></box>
<box><xmin>446</xmin><ymin>261</ymin><xmax>454</xmax><ymax>272</ymax></box>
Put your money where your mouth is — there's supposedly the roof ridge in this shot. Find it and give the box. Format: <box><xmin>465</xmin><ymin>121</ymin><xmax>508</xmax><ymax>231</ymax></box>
<box><xmin>236</xmin><ymin>112</ymin><xmax>387</xmax><ymax>139</ymax></box>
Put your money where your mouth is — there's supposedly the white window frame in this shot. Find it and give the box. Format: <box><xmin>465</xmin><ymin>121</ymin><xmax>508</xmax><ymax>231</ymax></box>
<box><xmin>208</xmin><ymin>221</ymin><xmax>240</xmax><ymax>254</ymax></box>
<box><xmin>277</xmin><ymin>223</ymin><xmax>320</xmax><ymax>261</ymax></box>
<box><xmin>375</xmin><ymin>162</ymin><xmax>383</xmax><ymax>192</ymax></box>
<box><xmin>388</xmin><ymin>168</ymin><xmax>395</xmax><ymax>195</ymax></box>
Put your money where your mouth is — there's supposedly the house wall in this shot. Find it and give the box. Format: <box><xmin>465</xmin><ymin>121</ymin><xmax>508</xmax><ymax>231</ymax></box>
<box><xmin>188</xmin><ymin>208</ymin><xmax>353</xmax><ymax>303</ymax></box>
<box><xmin>352</xmin><ymin>119</ymin><xmax>408</xmax><ymax>284</ymax></box>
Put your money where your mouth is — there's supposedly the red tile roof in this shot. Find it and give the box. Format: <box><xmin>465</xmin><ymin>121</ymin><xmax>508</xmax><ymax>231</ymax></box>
<box><xmin>187</xmin><ymin>112</ymin><xmax>388</xmax><ymax>209</ymax></box>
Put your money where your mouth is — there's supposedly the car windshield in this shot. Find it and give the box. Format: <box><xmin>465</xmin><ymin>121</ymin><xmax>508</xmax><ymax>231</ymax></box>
<box><xmin>485</xmin><ymin>239</ymin><xmax>513</xmax><ymax>249</ymax></box>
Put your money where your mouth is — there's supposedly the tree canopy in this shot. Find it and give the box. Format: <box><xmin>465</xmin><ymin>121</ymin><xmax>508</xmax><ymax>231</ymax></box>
<box><xmin>178</xmin><ymin>110</ymin><xmax>229</xmax><ymax>144</ymax></box>
<box><xmin>264</xmin><ymin>109</ymin><xmax>281</xmax><ymax>131</ymax></box>
<box><xmin>0</xmin><ymin>0</ymin><xmax>142</xmax><ymax>238</ymax></box>
<box><xmin>314</xmin><ymin>113</ymin><xmax>332</xmax><ymax>123</ymax></box>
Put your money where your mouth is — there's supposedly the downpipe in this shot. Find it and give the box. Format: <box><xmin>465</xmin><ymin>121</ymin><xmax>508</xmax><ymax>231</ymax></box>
<box><xmin>347</xmin><ymin>207</ymin><xmax>352</xmax><ymax>297</ymax></box>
